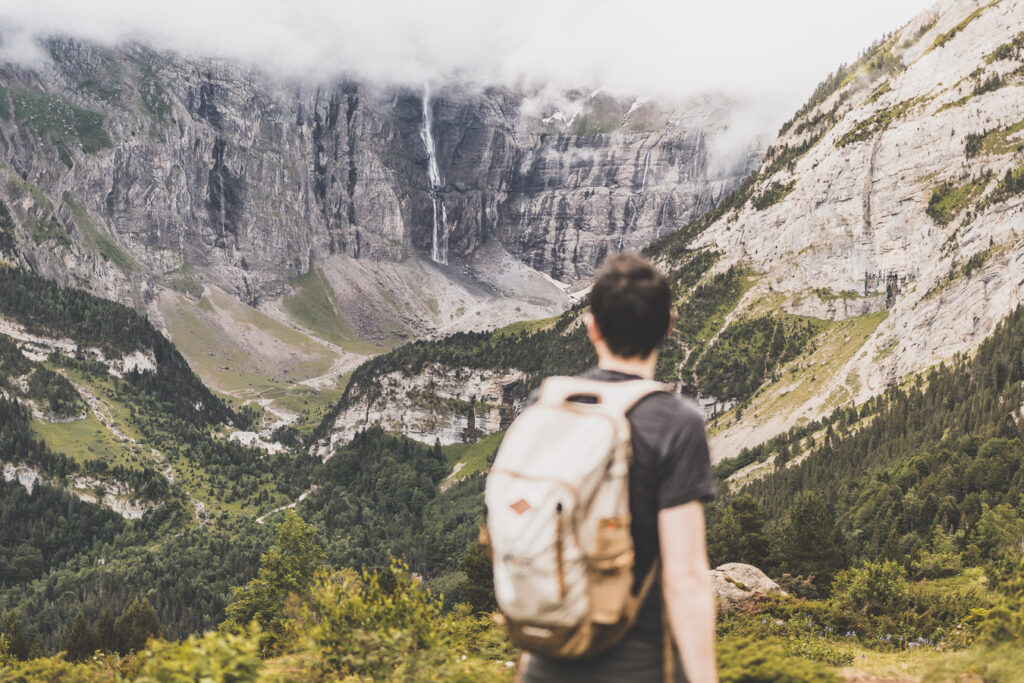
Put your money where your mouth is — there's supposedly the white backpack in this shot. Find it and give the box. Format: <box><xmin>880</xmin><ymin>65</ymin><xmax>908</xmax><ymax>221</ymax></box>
<box><xmin>484</xmin><ymin>375</ymin><xmax>669</xmax><ymax>658</ymax></box>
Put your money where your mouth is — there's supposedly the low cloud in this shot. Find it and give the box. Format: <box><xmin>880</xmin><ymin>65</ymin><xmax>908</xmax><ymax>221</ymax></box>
<box><xmin>0</xmin><ymin>0</ymin><xmax>933</xmax><ymax>133</ymax></box>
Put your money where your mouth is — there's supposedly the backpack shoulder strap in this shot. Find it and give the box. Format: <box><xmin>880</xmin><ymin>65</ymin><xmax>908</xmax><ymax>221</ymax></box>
<box><xmin>537</xmin><ymin>376</ymin><xmax>671</xmax><ymax>416</ymax></box>
<box><xmin>596</xmin><ymin>378</ymin><xmax>672</xmax><ymax>416</ymax></box>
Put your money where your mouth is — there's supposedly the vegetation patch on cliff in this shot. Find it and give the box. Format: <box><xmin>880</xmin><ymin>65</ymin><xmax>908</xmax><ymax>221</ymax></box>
<box><xmin>64</xmin><ymin>197</ymin><xmax>139</xmax><ymax>273</ymax></box>
<box><xmin>836</xmin><ymin>96</ymin><xmax>931</xmax><ymax>147</ymax></box>
<box><xmin>931</xmin><ymin>1</ymin><xmax>999</xmax><ymax>51</ymax></box>
<box><xmin>926</xmin><ymin>175</ymin><xmax>989</xmax><ymax>225</ymax></box>
<box><xmin>695</xmin><ymin>314</ymin><xmax>828</xmax><ymax>403</ymax></box>
<box><xmin>752</xmin><ymin>180</ymin><xmax>797</xmax><ymax>211</ymax></box>
<box><xmin>10</xmin><ymin>88</ymin><xmax>112</xmax><ymax>154</ymax></box>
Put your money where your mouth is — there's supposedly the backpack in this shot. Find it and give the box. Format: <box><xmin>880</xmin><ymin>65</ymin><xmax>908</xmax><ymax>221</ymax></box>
<box><xmin>484</xmin><ymin>375</ymin><xmax>669</xmax><ymax>659</ymax></box>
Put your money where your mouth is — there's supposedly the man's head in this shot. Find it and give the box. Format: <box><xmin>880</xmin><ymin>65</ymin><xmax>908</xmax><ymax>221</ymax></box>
<box><xmin>586</xmin><ymin>253</ymin><xmax>672</xmax><ymax>361</ymax></box>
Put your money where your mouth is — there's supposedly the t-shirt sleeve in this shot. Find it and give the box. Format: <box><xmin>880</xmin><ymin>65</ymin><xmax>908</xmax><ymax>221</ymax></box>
<box><xmin>656</xmin><ymin>402</ymin><xmax>716</xmax><ymax>510</ymax></box>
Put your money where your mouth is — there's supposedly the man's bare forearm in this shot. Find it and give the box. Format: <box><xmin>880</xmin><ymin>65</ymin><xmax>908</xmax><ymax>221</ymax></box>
<box><xmin>658</xmin><ymin>502</ymin><xmax>718</xmax><ymax>683</ymax></box>
<box><xmin>663</xmin><ymin>569</ymin><xmax>717</xmax><ymax>683</ymax></box>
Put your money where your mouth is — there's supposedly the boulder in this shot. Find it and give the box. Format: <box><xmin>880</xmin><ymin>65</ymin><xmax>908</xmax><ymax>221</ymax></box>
<box><xmin>710</xmin><ymin>562</ymin><xmax>786</xmax><ymax>611</ymax></box>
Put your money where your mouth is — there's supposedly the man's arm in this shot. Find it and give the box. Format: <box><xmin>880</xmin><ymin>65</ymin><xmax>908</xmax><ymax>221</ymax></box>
<box><xmin>659</xmin><ymin>501</ymin><xmax>717</xmax><ymax>683</ymax></box>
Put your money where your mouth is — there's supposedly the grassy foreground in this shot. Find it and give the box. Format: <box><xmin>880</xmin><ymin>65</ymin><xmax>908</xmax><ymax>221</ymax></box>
<box><xmin>4</xmin><ymin>513</ymin><xmax>1022</xmax><ymax>682</ymax></box>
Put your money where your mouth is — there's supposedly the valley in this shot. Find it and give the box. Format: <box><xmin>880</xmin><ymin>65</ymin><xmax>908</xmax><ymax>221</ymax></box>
<box><xmin>1</xmin><ymin>0</ymin><xmax>1024</xmax><ymax>680</ymax></box>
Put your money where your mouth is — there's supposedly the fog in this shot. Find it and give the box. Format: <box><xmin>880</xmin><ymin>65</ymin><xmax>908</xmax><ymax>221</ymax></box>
<box><xmin>0</xmin><ymin>0</ymin><xmax>934</xmax><ymax>132</ymax></box>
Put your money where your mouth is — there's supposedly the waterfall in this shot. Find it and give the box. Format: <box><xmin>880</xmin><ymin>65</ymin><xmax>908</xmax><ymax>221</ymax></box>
<box><xmin>420</xmin><ymin>86</ymin><xmax>448</xmax><ymax>265</ymax></box>
<box><xmin>619</xmin><ymin>148</ymin><xmax>653</xmax><ymax>250</ymax></box>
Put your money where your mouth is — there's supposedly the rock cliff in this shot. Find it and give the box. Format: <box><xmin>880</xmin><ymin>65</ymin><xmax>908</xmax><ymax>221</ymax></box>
<box><xmin>0</xmin><ymin>41</ymin><xmax>757</xmax><ymax>355</ymax></box>
<box><xmin>695</xmin><ymin>0</ymin><xmax>1024</xmax><ymax>459</ymax></box>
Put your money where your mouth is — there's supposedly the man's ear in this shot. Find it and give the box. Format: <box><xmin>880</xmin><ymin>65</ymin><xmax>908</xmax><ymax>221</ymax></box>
<box><xmin>584</xmin><ymin>311</ymin><xmax>602</xmax><ymax>345</ymax></box>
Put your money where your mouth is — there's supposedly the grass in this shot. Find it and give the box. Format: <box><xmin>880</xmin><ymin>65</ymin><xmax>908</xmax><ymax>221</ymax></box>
<box><xmin>442</xmin><ymin>430</ymin><xmax>505</xmax><ymax>478</ymax></box>
<box><xmin>282</xmin><ymin>267</ymin><xmax>384</xmax><ymax>354</ymax></box>
<box><xmin>834</xmin><ymin>638</ymin><xmax>1024</xmax><ymax>681</ymax></box>
<box><xmin>31</xmin><ymin>412</ymin><xmax>135</xmax><ymax>470</ymax></box>
<box><xmin>163</xmin><ymin>264</ymin><xmax>205</xmax><ymax>299</ymax></box>
<box><xmin>262</xmin><ymin>379</ymin><xmax>349</xmax><ymax>439</ymax></box>
<box><xmin>813</xmin><ymin>288</ymin><xmax>860</xmax><ymax>302</ymax></box>
<box><xmin>36</xmin><ymin>360</ymin><xmax>297</xmax><ymax>520</ymax></box>
<box><xmin>64</xmin><ymin>196</ymin><xmax>138</xmax><ymax>272</ymax></box>
<box><xmin>490</xmin><ymin>315</ymin><xmax>560</xmax><ymax>340</ymax></box>
<box><xmin>0</xmin><ymin>86</ymin><xmax>10</xmax><ymax>121</ymax></box>
<box><xmin>569</xmin><ymin>95</ymin><xmax>622</xmax><ymax>135</ymax></box>
<box><xmin>10</xmin><ymin>87</ymin><xmax>112</xmax><ymax>154</ymax></box>
<box><xmin>161</xmin><ymin>288</ymin><xmax>334</xmax><ymax>398</ymax></box>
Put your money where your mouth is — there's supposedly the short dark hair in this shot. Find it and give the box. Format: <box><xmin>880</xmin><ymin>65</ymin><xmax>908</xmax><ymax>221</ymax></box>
<box><xmin>589</xmin><ymin>253</ymin><xmax>672</xmax><ymax>358</ymax></box>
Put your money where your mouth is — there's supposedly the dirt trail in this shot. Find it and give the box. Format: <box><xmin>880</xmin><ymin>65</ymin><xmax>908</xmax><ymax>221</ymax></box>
<box><xmin>255</xmin><ymin>486</ymin><xmax>316</xmax><ymax>524</ymax></box>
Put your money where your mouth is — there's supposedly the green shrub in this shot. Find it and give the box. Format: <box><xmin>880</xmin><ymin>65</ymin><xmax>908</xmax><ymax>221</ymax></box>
<box><xmin>830</xmin><ymin>560</ymin><xmax>910</xmax><ymax>619</ymax></box>
<box><xmin>10</xmin><ymin>89</ymin><xmax>112</xmax><ymax>154</ymax></box>
<box><xmin>0</xmin><ymin>652</ymin><xmax>129</xmax><ymax>682</ymax></box>
<box><xmin>976</xmin><ymin>561</ymin><xmax>1024</xmax><ymax>644</ymax></box>
<box><xmin>289</xmin><ymin>562</ymin><xmax>510</xmax><ymax>682</ymax></box>
<box><xmin>718</xmin><ymin>636</ymin><xmax>840</xmax><ymax>682</ymax></box>
<box><xmin>135</xmin><ymin>627</ymin><xmax>264</xmax><ymax>683</ymax></box>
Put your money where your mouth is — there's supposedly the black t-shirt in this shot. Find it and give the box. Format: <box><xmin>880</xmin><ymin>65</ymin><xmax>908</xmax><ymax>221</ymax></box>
<box><xmin>525</xmin><ymin>368</ymin><xmax>715</xmax><ymax>656</ymax></box>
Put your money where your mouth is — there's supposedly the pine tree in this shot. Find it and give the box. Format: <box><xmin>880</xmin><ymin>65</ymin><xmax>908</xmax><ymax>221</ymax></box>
<box><xmin>62</xmin><ymin>612</ymin><xmax>97</xmax><ymax>661</ymax></box>
<box><xmin>731</xmin><ymin>494</ymin><xmax>772</xmax><ymax>569</ymax></box>
<box><xmin>459</xmin><ymin>541</ymin><xmax>496</xmax><ymax>613</ymax></box>
<box><xmin>114</xmin><ymin>598</ymin><xmax>162</xmax><ymax>654</ymax></box>
<box><xmin>0</xmin><ymin>634</ymin><xmax>15</xmax><ymax>667</ymax></box>
<box><xmin>222</xmin><ymin>510</ymin><xmax>325</xmax><ymax>649</ymax></box>
<box><xmin>95</xmin><ymin>608</ymin><xmax>119</xmax><ymax>654</ymax></box>
<box><xmin>1</xmin><ymin>613</ymin><xmax>30</xmax><ymax>661</ymax></box>
<box><xmin>777</xmin><ymin>492</ymin><xmax>846</xmax><ymax>591</ymax></box>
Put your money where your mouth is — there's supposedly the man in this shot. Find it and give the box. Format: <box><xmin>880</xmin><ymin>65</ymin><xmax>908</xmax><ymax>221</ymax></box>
<box><xmin>521</xmin><ymin>253</ymin><xmax>718</xmax><ymax>683</ymax></box>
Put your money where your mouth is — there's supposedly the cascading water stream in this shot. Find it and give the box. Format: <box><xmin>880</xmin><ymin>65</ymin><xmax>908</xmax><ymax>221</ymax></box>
<box><xmin>420</xmin><ymin>86</ymin><xmax>448</xmax><ymax>265</ymax></box>
<box><xmin>619</xmin><ymin>148</ymin><xmax>653</xmax><ymax>249</ymax></box>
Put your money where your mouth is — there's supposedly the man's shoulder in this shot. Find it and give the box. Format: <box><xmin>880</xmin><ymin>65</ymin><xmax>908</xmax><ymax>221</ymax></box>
<box><xmin>629</xmin><ymin>389</ymin><xmax>704</xmax><ymax>430</ymax></box>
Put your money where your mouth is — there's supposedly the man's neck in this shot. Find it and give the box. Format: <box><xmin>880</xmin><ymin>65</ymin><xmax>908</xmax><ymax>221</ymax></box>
<box><xmin>596</xmin><ymin>353</ymin><xmax>658</xmax><ymax>380</ymax></box>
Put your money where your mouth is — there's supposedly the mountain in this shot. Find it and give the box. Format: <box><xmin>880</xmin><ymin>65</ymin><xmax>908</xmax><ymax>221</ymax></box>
<box><xmin>0</xmin><ymin>42</ymin><xmax>758</xmax><ymax>407</ymax></box>
<box><xmin>4</xmin><ymin>0</ymin><xmax>1024</xmax><ymax>677</ymax></box>
<box><xmin>317</xmin><ymin>0</ymin><xmax>1024</xmax><ymax>463</ymax></box>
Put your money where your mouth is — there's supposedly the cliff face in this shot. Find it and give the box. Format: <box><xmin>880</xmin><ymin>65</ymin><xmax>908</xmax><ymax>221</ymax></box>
<box><xmin>0</xmin><ymin>41</ymin><xmax>756</xmax><ymax>344</ymax></box>
<box><xmin>691</xmin><ymin>0</ymin><xmax>1024</xmax><ymax>458</ymax></box>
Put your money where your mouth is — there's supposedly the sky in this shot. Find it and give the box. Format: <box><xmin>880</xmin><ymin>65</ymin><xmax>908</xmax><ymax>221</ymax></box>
<box><xmin>0</xmin><ymin>0</ymin><xmax>936</xmax><ymax>127</ymax></box>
